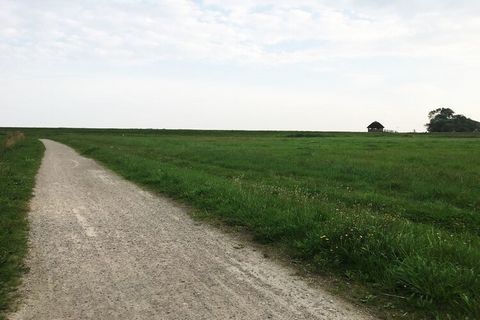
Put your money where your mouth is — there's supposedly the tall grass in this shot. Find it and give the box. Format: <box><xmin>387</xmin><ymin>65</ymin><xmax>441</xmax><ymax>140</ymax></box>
<box><xmin>44</xmin><ymin>130</ymin><xmax>479</xmax><ymax>319</ymax></box>
<box><xmin>0</xmin><ymin>133</ymin><xmax>43</xmax><ymax>319</ymax></box>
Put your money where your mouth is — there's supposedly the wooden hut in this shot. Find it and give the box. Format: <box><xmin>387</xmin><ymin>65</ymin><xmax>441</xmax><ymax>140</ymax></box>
<box><xmin>367</xmin><ymin>121</ymin><xmax>384</xmax><ymax>132</ymax></box>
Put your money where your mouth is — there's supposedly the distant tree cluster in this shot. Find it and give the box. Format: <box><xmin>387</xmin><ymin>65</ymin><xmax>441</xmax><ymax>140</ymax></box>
<box><xmin>426</xmin><ymin>108</ymin><xmax>480</xmax><ymax>132</ymax></box>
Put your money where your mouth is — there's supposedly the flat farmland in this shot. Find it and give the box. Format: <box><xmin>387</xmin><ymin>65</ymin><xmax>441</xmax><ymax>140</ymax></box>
<box><xmin>40</xmin><ymin>130</ymin><xmax>479</xmax><ymax>319</ymax></box>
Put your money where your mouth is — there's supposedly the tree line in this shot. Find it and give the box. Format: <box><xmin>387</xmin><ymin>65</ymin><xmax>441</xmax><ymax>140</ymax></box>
<box><xmin>426</xmin><ymin>108</ymin><xmax>480</xmax><ymax>132</ymax></box>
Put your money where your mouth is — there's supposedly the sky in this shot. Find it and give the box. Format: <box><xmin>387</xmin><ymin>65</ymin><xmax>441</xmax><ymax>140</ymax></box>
<box><xmin>1</xmin><ymin>0</ymin><xmax>480</xmax><ymax>132</ymax></box>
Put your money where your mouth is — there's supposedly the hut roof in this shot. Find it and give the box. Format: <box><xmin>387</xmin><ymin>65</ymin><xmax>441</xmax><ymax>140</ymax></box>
<box><xmin>367</xmin><ymin>121</ymin><xmax>384</xmax><ymax>129</ymax></box>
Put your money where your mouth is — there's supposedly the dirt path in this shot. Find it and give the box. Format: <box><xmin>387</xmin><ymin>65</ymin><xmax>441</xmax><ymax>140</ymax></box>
<box><xmin>10</xmin><ymin>139</ymin><xmax>374</xmax><ymax>320</ymax></box>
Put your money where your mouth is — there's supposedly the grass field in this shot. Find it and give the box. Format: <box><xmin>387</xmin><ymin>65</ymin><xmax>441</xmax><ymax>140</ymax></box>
<box><xmin>0</xmin><ymin>132</ymin><xmax>43</xmax><ymax>318</ymax></box>
<box><xmin>31</xmin><ymin>129</ymin><xmax>479</xmax><ymax>319</ymax></box>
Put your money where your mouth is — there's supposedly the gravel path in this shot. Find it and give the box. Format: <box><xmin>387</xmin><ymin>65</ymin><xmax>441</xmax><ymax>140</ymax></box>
<box><xmin>9</xmin><ymin>139</ymin><xmax>374</xmax><ymax>320</ymax></box>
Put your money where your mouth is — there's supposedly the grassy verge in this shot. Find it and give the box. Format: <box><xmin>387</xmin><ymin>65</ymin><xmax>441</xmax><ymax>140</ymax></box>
<box><xmin>0</xmin><ymin>133</ymin><xmax>43</xmax><ymax>318</ymax></box>
<box><xmin>41</xmin><ymin>129</ymin><xmax>479</xmax><ymax>319</ymax></box>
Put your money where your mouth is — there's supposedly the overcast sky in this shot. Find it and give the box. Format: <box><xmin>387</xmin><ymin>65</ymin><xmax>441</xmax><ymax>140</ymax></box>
<box><xmin>1</xmin><ymin>0</ymin><xmax>480</xmax><ymax>131</ymax></box>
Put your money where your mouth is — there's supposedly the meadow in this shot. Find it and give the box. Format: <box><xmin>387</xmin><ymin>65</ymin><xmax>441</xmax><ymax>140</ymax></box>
<box><xmin>0</xmin><ymin>132</ymin><xmax>43</xmax><ymax>318</ymax></box>
<box><xmin>33</xmin><ymin>129</ymin><xmax>479</xmax><ymax>319</ymax></box>
<box><xmin>1</xmin><ymin>128</ymin><xmax>479</xmax><ymax>318</ymax></box>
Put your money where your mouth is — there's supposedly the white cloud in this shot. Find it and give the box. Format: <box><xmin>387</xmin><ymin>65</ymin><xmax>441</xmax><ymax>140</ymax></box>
<box><xmin>1</xmin><ymin>0</ymin><xmax>480</xmax><ymax>67</ymax></box>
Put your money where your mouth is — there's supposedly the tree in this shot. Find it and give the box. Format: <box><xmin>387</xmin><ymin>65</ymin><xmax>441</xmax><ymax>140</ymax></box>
<box><xmin>426</xmin><ymin>108</ymin><xmax>480</xmax><ymax>132</ymax></box>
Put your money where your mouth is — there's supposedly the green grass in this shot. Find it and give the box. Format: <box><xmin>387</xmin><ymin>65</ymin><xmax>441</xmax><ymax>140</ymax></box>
<box><xmin>0</xmin><ymin>133</ymin><xmax>43</xmax><ymax>319</ymax></box>
<box><xmin>31</xmin><ymin>129</ymin><xmax>480</xmax><ymax>319</ymax></box>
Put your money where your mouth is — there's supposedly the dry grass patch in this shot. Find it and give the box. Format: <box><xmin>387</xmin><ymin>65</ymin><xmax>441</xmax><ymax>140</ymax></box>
<box><xmin>2</xmin><ymin>132</ymin><xmax>25</xmax><ymax>149</ymax></box>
